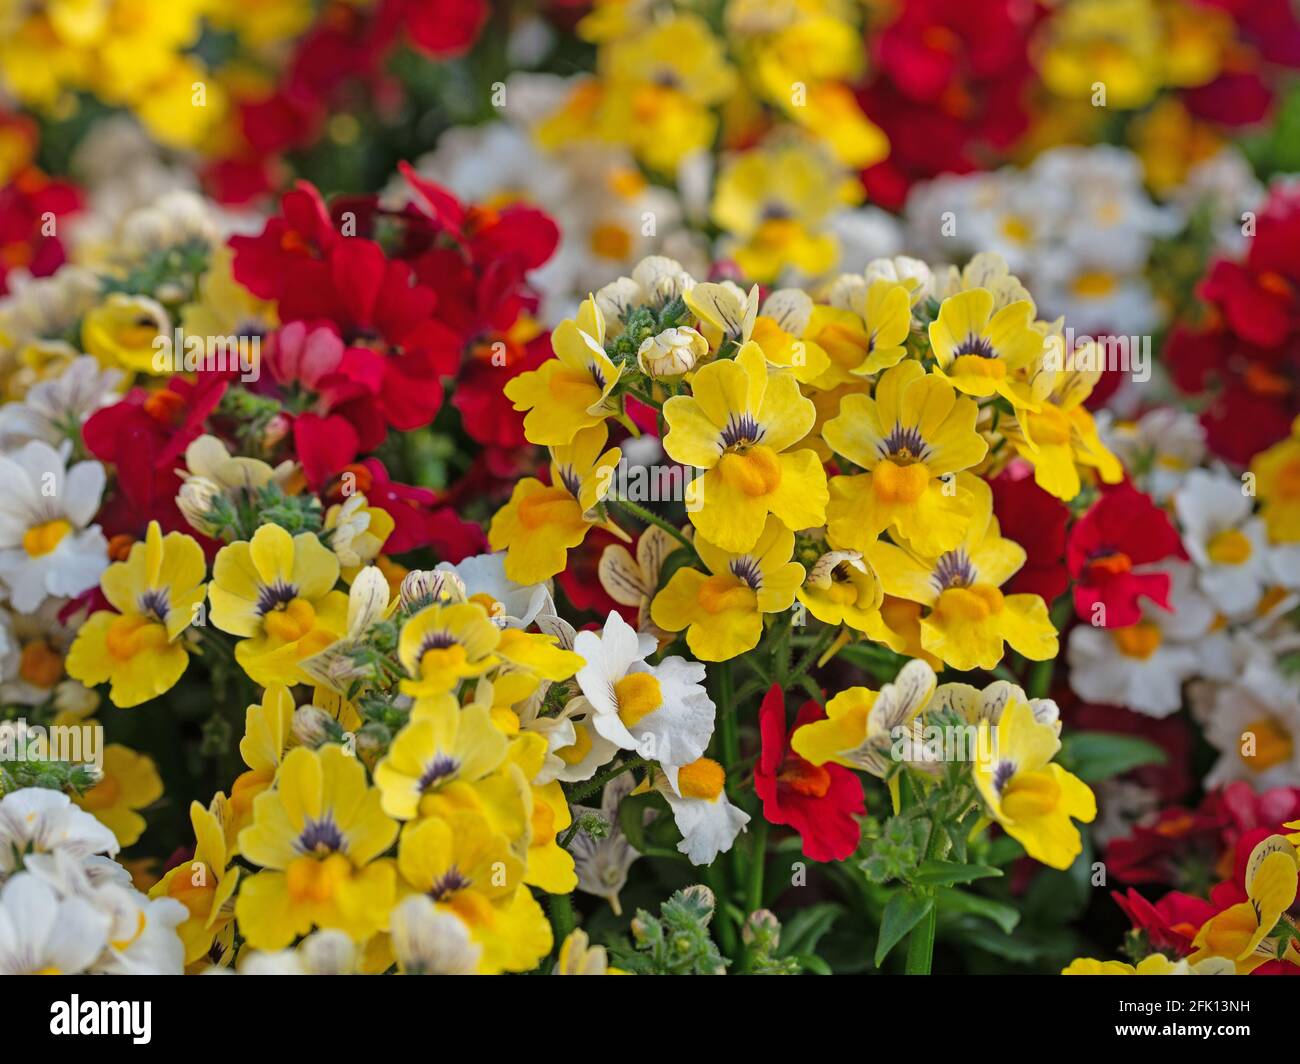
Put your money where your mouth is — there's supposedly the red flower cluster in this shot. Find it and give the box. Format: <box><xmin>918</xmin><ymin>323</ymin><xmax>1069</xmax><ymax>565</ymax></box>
<box><xmin>1167</xmin><ymin>182</ymin><xmax>1300</xmax><ymax>464</ymax></box>
<box><xmin>207</xmin><ymin>0</ymin><xmax>489</xmax><ymax>204</ymax></box>
<box><xmin>853</xmin><ymin>0</ymin><xmax>1039</xmax><ymax>210</ymax></box>
<box><xmin>86</xmin><ymin>168</ymin><xmax>557</xmax><ymax>564</ymax></box>
<box><xmin>990</xmin><ymin>468</ymin><xmax>1071</xmax><ymax>603</ymax></box>
<box><xmin>755</xmin><ymin>685</ymin><xmax>865</xmax><ymax>862</ymax></box>
<box><xmin>1066</xmin><ymin>482</ymin><xmax>1185</xmax><ymax>628</ymax></box>
<box><xmin>0</xmin><ymin>115</ymin><xmax>81</xmax><ymax>295</ymax></box>
<box><xmin>1181</xmin><ymin>0</ymin><xmax>1300</xmax><ymax>126</ymax></box>
<box><xmin>1105</xmin><ymin>781</ymin><xmax>1300</xmax><ymax>888</ymax></box>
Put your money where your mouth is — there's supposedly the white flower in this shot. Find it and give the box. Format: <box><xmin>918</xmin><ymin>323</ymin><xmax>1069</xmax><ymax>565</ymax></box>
<box><xmin>0</xmin><ymin>440</ymin><xmax>107</xmax><ymax>612</ymax></box>
<box><xmin>435</xmin><ymin>551</ymin><xmax>553</xmax><ymax>629</ymax></box>
<box><xmin>1101</xmin><ymin>407</ymin><xmax>1205</xmax><ymax>503</ymax></box>
<box><xmin>574</xmin><ymin>611</ymin><xmax>715</xmax><ymax>778</ymax></box>
<box><xmin>239</xmin><ymin>929</ymin><xmax>362</xmax><ymax>975</ymax></box>
<box><xmin>323</xmin><ymin>493</ymin><xmax>385</xmax><ymax>568</ymax></box>
<box><xmin>89</xmin><ymin>882</ymin><xmax>187</xmax><ymax>975</ymax></box>
<box><xmin>1067</xmin><ymin>562</ymin><xmax>1231</xmax><ymax>717</ymax></box>
<box><xmin>654</xmin><ymin>759</ymin><xmax>749</xmax><ymax>866</ymax></box>
<box><xmin>1175</xmin><ymin>468</ymin><xmax>1300</xmax><ymax>618</ymax></box>
<box><xmin>637</xmin><ymin>326</ymin><xmax>708</xmax><ymax>378</ymax></box>
<box><xmin>519</xmin><ymin>695</ymin><xmax>619</xmax><ymax>784</ymax></box>
<box><xmin>0</xmin><ymin>356</ymin><xmax>123</xmax><ymax>450</ymax></box>
<box><xmin>1199</xmin><ymin>677</ymin><xmax>1300</xmax><ymax>790</ymax></box>
<box><xmin>0</xmin><ymin>598</ymin><xmax>79</xmax><ymax>706</ymax></box>
<box><xmin>0</xmin><ymin>787</ymin><xmax>119</xmax><ymax>880</ymax></box>
<box><xmin>568</xmin><ymin>773</ymin><xmax>641</xmax><ymax>914</ymax></box>
<box><xmin>390</xmin><ymin>895</ymin><xmax>482</xmax><ymax>974</ymax></box>
<box><xmin>0</xmin><ymin>873</ymin><xmax>110</xmax><ymax>975</ymax></box>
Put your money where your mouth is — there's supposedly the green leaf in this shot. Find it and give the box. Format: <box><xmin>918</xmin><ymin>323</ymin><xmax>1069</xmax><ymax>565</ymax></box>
<box><xmin>874</xmin><ymin>891</ymin><xmax>934</xmax><ymax>967</ymax></box>
<box><xmin>777</xmin><ymin>903</ymin><xmax>842</xmax><ymax>957</ymax></box>
<box><xmin>912</xmin><ymin>860</ymin><xmax>1003</xmax><ymax>887</ymax></box>
<box><xmin>1057</xmin><ymin>731</ymin><xmax>1166</xmax><ymax>783</ymax></box>
<box><xmin>935</xmin><ymin>886</ymin><xmax>1020</xmax><ymax>935</ymax></box>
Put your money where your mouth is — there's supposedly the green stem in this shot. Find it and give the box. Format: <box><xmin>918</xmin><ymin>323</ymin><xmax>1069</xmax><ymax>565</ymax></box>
<box><xmin>548</xmin><ymin>892</ymin><xmax>576</xmax><ymax>951</ymax></box>
<box><xmin>746</xmin><ymin>819</ymin><xmax>767</xmax><ymax>914</ymax></box>
<box><xmin>903</xmin><ymin>904</ymin><xmax>936</xmax><ymax>975</ymax></box>
<box><xmin>787</xmin><ymin>625</ymin><xmax>838</xmax><ymax>686</ymax></box>
<box><xmin>562</xmin><ymin>756</ymin><xmax>647</xmax><ymax>814</ymax></box>
<box><xmin>609</xmin><ymin>498</ymin><xmax>695</xmax><ymax>554</ymax></box>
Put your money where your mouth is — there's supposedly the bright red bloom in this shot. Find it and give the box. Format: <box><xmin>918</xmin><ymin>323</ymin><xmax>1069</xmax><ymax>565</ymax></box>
<box><xmin>1167</xmin><ymin>183</ymin><xmax>1300</xmax><ymax>462</ymax></box>
<box><xmin>990</xmin><ymin>466</ymin><xmax>1070</xmax><ymax>602</ymax></box>
<box><xmin>1067</xmin><ymin>482</ymin><xmax>1185</xmax><ymax>628</ymax></box>
<box><xmin>229</xmin><ymin>182</ymin><xmax>338</xmax><ymax>299</ymax></box>
<box><xmin>854</xmin><ymin>0</ymin><xmax>1038</xmax><ymax>209</ymax></box>
<box><xmin>395</xmin><ymin>0</ymin><xmax>488</xmax><ymax>58</ymax></box>
<box><xmin>1111</xmin><ymin>888</ymin><xmax>1217</xmax><ymax>955</ymax></box>
<box><xmin>83</xmin><ymin>375</ymin><xmax>229</xmax><ymax>543</ymax></box>
<box><xmin>756</xmin><ymin>686</ymin><xmax>865</xmax><ymax>862</ymax></box>
<box><xmin>343</xmin><ymin>459</ymin><xmax>485</xmax><ymax>559</ymax></box>
<box><xmin>0</xmin><ymin>166</ymin><xmax>81</xmax><ymax>294</ymax></box>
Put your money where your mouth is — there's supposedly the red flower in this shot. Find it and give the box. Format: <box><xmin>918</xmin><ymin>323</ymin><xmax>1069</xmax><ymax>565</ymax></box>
<box><xmin>1067</xmin><ymin>482</ymin><xmax>1184</xmax><ymax>628</ymax></box>
<box><xmin>1111</xmin><ymin>888</ymin><xmax>1216</xmax><ymax>955</ymax></box>
<box><xmin>854</xmin><ymin>0</ymin><xmax>1038</xmax><ymax>209</ymax></box>
<box><xmin>0</xmin><ymin>166</ymin><xmax>81</xmax><ymax>295</ymax></box>
<box><xmin>229</xmin><ymin>181</ymin><xmax>338</xmax><ymax>299</ymax></box>
<box><xmin>394</xmin><ymin>0</ymin><xmax>488</xmax><ymax>58</ymax></box>
<box><xmin>990</xmin><ymin>466</ymin><xmax>1070</xmax><ymax>602</ymax></box>
<box><xmin>756</xmin><ymin>686</ymin><xmax>865</xmax><ymax>862</ymax></box>
<box><xmin>347</xmin><ymin>459</ymin><xmax>485</xmax><ymax>559</ymax></box>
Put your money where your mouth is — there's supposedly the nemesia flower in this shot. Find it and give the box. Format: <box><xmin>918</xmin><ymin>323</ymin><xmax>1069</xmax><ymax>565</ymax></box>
<box><xmin>756</xmin><ymin>685</ymin><xmax>865</xmax><ymax>861</ymax></box>
<box><xmin>824</xmin><ymin>360</ymin><xmax>988</xmax><ymax>555</ymax></box>
<box><xmin>208</xmin><ymin>524</ymin><xmax>349</xmax><ymax>687</ymax></box>
<box><xmin>236</xmin><ymin>744</ymin><xmax>398</xmax><ymax>950</ymax></box>
<box><xmin>651</xmin><ymin>515</ymin><xmax>804</xmax><ymax>661</ymax></box>
<box><xmin>0</xmin><ymin>873</ymin><xmax>110</xmax><ymax>976</ymax></box>
<box><xmin>866</xmin><ymin>475</ymin><xmax>1058</xmax><ymax>672</ymax></box>
<box><xmin>488</xmin><ymin>423</ymin><xmax>624</xmax><ymax>584</ymax></box>
<box><xmin>0</xmin><ymin>440</ymin><xmax>107</xmax><ymax>612</ymax></box>
<box><xmin>795</xmin><ymin>548</ymin><xmax>884</xmax><ymax>633</ymax></box>
<box><xmin>73</xmin><ymin>744</ymin><xmax>163</xmax><ymax>848</ymax></box>
<box><xmin>1251</xmin><ymin>416</ymin><xmax>1300</xmax><ymax>544</ymax></box>
<box><xmin>1067</xmin><ymin>481</ymin><xmax>1184</xmax><ymax>628</ymax></box>
<box><xmin>653</xmin><ymin>759</ymin><xmax>750</xmax><ymax>866</ymax></box>
<box><xmin>972</xmin><ymin>697</ymin><xmax>1097</xmax><ymax>869</ymax></box>
<box><xmin>574</xmin><ymin>610</ymin><xmax>715</xmax><ymax>778</ymax></box>
<box><xmin>662</xmin><ymin>342</ymin><xmax>827</xmax><ymax>553</ymax></box>
<box><xmin>928</xmin><ymin>289</ymin><xmax>1046</xmax><ymax>410</ymax></box>
<box><xmin>66</xmin><ymin>520</ymin><xmax>206</xmax><ymax>708</ymax></box>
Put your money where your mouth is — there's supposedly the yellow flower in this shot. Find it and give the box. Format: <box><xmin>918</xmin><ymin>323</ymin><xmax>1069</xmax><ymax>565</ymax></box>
<box><xmin>398</xmin><ymin>602</ymin><xmax>502</xmax><ymax>699</ymax></box>
<box><xmin>598</xmin><ymin>15</ymin><xmax>736</xmax><ymax>173</ymax></box>
<box><xmin>865</xmin><ymin>475</ymin><xmax>1058</xmax><ymax>671</ymax></box>
<box><xmin>973</xmin><ymin>697</ymin><xmax>1095</xmax><ymax>869</ymax></box>
<box><xmin>149</xmin><ymin>795</ymin><xmax>240</xmax><ymax>967</ymax></box>
<box><xmin>505</xmin><ymin>731</ymin><xmax>578</xmax><ymax>896</ymax></box>
<box><xmin>374</xmin><ymin>700</ymin><xmax>509</xmax><ymax>821</ymax></box>
<box><xmin>749</xmin><ymin>289</ymin><xmax>831</xmax><ymax>385</ymax></box>
<box><xmin>396</xmin><ymin>811</ymin><xmax>553</xmax><ymax>974</ymax></box>
<box><xmin>1188</xmin><ymin>834</ymin><xmax>1299</xmax><ymax>974</ymax></box>
<box><xmin>812</xmin><ymin>280</ymin><xmax>913</xmax><ymax>386</ymax></box>
<box><xmin>236</xmin><ymin>744</ymin><xmax>398</xmax><ymax>950</ymax></box>
<box><xmin>796</xmin><ymin>548</ymin><xmax>884</xmax><ymax>633</ymax></box>
<box><xmin>81</xmin><ymin>294</ymin><xmax>170</xmax><ymax>376</ymax></box>
<box><xmin>651</xmin><ymin>515</ymin><xmax>804</xmax><ymax>661</ymax></box>
<box><xmin>928</xmin><ymin>289</ymin><xmax>1046</xmax><ymax>410</ymax></box>
<box><xmin>229</xmin><ymin>684</ymin><xmax>296</xmax><ymax>838</ymax></box>
<box><xmin>208</xmin><ymin>524</ymin><xmax>349</xmax><ymax>687</ymax></box>
<box><xmin>73</xmin><ymin>743</ymin><xmax>163</xmax><ymax>847</ymax></box>
<box><xmin>711</xmin><ymin>143</ymin><xmax>844</xmax><ymax>284</ymax></box>
<box><xmin>1251</xmin><ymin>417</ymin><xmax>1300</xmax><ymax>544</ymax></box>
<box><xmin>1034</xmin><ymin>0</ymin><xmax>1165</xmax><ymax>109</ymax></box>
<box><xmin>66</xmin><ymin>520</ymin><xmax>206</xmax><ymax>708</ymax></box>
<box><xmin>504</xmin><ymin>297</ymin><xmax>621</xmax><ymax>447</ymax></box>
<box><xmin>1004</xmin><ymin>341</ymin><xmax>1124</xmax><ymax>501</ymax></box>
<box><xmin>662</xmin><ymin>342</ymin><xmax>826</xmax><ymax>553</ymax></box>
<box><xmin>685</xmin><ymin>280</ymin><xmax>759</xmax><ymax>349</ymax></box>
<box><xmin>489</xmin><ymin>423</ymin><xmax>624</xmax><ymax>584</ymax></box>
<box><xmin>792</xmin><ymin>659</ymin><xmax>936</xmax><ymax>778</ymax></box>
<box><xmin>824</xmin><ymin>361</ymin><xmax>987</xmax><ymax>556</ymax></box>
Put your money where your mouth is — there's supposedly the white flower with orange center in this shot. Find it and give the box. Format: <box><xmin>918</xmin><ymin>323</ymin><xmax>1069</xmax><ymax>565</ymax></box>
<box><xmin>1067</xmin><ymin>562</ymin><xmax>1231</xmax><ymax>717</ymax></box>
<box><xmin>574</xmin><ymin>610</ymin><xmax>715</xmax><ymax>778</ymax></box>
<box><xmin>0</xmin><ymin>440</ymin><xmax>108</xmax><ymax>612</ymax></box>
<box><xmin>652</xmin><ymin>758</ymin><xmax>750</xmax><ymax>866</ymax></box>
<box><xmin>1175</xmin><ymin>469</ymin><xmax>1300</xmax><ymax>619</ymax></box>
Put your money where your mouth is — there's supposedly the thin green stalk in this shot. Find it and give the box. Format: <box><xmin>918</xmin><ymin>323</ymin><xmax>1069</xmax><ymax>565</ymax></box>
<box><xmin>788</xmin><ymin>625</ymin><xmax>838</xmax><ymax>685</ymax></box>
<box><xmin>548</xmin><ymin>892</ymin><xmax>576</xmax><ymax>951</ymax></box>
<box><xmin>609</xmin><ymin>498</ymin><xmax>696</xmax><ymax>554</ymax></box>
<box><xmin>563</xmin><ymin>756</ymin><xmax>647</xmax><ymax>809</ymax></box>
<box><xmin>903</xmin><ymin>904</ymin><xmax>936</xmax><ymax>975</ymax></box>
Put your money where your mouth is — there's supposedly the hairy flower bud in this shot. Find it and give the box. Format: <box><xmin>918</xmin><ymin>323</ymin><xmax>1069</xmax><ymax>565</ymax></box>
<box><xmin>637</xmin><ymin>326</ymin><xmax>708</xmax><ymax>378</ymax></box>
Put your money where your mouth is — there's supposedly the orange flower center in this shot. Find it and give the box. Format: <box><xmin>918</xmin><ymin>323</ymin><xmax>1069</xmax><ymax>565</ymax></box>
<box><xmin>717</xmin><ymin>445</ymin><xmax>783</xmax><ymax>497</ymax></box>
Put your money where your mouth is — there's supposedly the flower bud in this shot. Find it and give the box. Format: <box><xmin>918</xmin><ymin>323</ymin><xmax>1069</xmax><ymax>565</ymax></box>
<box><xmin>399</xmin><ymin>569</ymin><xmax>465</xmax><ymax>613</ymax></box>
<box><xmin>637</xmin><ymin>326</ymin><xmax>708</xmax><ymax>378</ymax></box>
